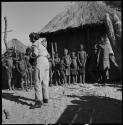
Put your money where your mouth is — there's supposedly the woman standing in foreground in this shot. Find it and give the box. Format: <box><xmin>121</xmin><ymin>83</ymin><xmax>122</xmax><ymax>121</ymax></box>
<box><xmin>29</xmin><ymin>33</ymin><xmax>50</xmax><ymax>109</ymax></box>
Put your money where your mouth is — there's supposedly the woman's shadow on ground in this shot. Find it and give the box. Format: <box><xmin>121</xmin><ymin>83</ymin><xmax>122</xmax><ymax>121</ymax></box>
<box><xmin>2</xmin><ymin>92</ymin><xmax>35</xmax><ymax>107</ymax></box>
<box><xmin>56</xmin><ymin>95</ymin><xmax>122</xmax><ymax>124</ymax></box>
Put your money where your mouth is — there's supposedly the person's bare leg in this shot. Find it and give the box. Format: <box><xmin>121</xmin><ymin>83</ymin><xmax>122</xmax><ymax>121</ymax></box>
<box><xmin>103</xmin><ymin>69</ymin><xmax>109</xmax><ymax>85</ymax></box>
<box><xmin>30</xmin><ymin>71</ymin><xmax>32</xmax><ymax>89</ymax></box>
<box><xmin>12</xmin><ymin>82</ymin><xmax>15</xmax><ymax>91</ymax></box>
<box><xmin>63</xmin><ymin>74</ymin><xmax>66</xmax><ymax>86</ymax></box>
<box><xmin>73</xmin><ymin>76</ymin><xmax>75</xmax><ymax>84</ymax></box>
<box><xmin>55</xmin><ymin>72</ymin><xmax>58</xmax><ymax>86</ymax></box>
<box><xmin>21</xmin><ymin>80</ymin><xmax>24</xmax><ymax>91</ymax></box>
<box><xmin>106</xmin><ymin>69</ymin><xmax>109</xmax><ymax>80</ymax></box>
<box><xmin>8</xmin><ymin>79</ymin><xmax>12</xmax><ymax>91</ymax></box>
<box><xmin>25</xmin><ymin>80</ymin><xmax>28</xmax><ymax>92</ymax></box>
<box><xmin>28</xmin><ymin>71</ymin><xmax>31</xmax><ymax>89</ymax></box>
<box><xmin>71</xmin><ymin>76</ymin><xmax>73</xmax><ymax>84</ymax></box>
<box><xmin>25</xmin><ymin>74</ymin><xmax>29</xmax><ymax>91</ymax></box>
<box><xmin>80</xmin><ymin>75</ymin><xmax>82</xmax><ymax>83</ymax></box>
<box><xmin>68</xmin><ymin>76</ymin><xmax>70</xmax><ymax>85</ymax></box>
<box><xmin>74</xmin><ymin>75</ymin><xmax>76</xmax><ymax>83</ymax></box>
<box><xmin>65</xmin><ymin>76</ymin><xmax>67</xmax><ymax>86</ymax></box>
<box><xmin>71</xmin><ymin>75</ymin><xmax>73</xmax><ymax>85</ymax></box>
<box><xmin>83</xmin><ymin>73</ymin><xmax>85</xmax><ymax>84</ymax></box>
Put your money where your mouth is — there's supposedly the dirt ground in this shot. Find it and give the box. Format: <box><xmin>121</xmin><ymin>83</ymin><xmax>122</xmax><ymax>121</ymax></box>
<box><xmin>2</xmin><ymin>82</ymin><xmax>122</xmax><ymax>124</ymax></box>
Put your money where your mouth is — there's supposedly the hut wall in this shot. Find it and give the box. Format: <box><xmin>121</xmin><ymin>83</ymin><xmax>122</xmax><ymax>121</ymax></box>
<box><xmin>47</xmin><ymin>24</ymin><xmax>105</xmax><ymax>57</ymax></box>
<box><xmin>46</xmin><ymin>24</ymin><xmax>103</xmax><ymax>81</ymax></box>
<box><xmin>46</xmin><ymin>23</ymin><xmax>121</xmax><ymax>81</ymax></box>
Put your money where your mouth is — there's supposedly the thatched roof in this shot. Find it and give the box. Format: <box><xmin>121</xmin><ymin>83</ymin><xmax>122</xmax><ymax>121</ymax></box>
<box><xmin>7</xmin><ymin>38</ymin><xmax>27</xmax><ymax>53</ymax></box>
<box><xmin>37</xmin><ymin>1</ymin><xmax>121</xmax><ymax>35</ymax></box>
<box><xmin>104</xmin><ymin>1</ymin><xmax>121</xmax><ymax>11</ymax></box>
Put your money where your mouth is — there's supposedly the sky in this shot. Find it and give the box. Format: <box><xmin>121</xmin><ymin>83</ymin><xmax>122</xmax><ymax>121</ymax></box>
<box><xmin>1</xmin><ymin>2</ymin><xmax>70</xmax><ymax>52</ymax></box>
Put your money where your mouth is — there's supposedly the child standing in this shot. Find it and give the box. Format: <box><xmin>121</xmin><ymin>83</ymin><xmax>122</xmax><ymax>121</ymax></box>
<box><xmin>77</xmin><ymin>44</ymin><xmax>87</xmax><ymax>84</ymax></box>
<box><xmin>70</xmin><ymin>52</ymin><xmax>78</xmax><ymax>84</ymax></box>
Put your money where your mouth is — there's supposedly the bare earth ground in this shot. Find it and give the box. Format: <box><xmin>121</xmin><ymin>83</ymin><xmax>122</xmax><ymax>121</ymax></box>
<box><xmin>2</xmin><ymin>82</ymin><xmax>122</xmax><ymax>124</ymax></box>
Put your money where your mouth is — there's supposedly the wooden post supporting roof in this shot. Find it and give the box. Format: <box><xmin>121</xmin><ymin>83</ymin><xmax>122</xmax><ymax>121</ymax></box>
<box><xmin>87</xmin><ymin>27</ymin><xmax>89</xmax><ymax>54</ymax></box>
<box><xmin>51</xmin><ymin>42</ymin><xmax>55</xmax><ymax>66</ymax></box>
<box><xmin>55</xmin><ymin>42</ymin><xmax>57</xmax><ymax>53</ymax></box>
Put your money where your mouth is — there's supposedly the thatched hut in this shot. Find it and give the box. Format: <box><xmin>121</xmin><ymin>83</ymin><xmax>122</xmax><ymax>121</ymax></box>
<box><xmin>30</xmin><ymin>1</ymin><xmax>121</xmax><ymax>81</ymax></box>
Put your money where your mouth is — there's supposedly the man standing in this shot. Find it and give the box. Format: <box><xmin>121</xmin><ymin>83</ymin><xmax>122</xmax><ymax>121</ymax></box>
<box><xmin>77</xmin><ymin>44</ymin><xmax>87</xmax><ymax>84</ymax></box>
<box><xmin>29</xmin><ymin>34</ymin><xmax>50</xmax><ymax>109</ymax></box>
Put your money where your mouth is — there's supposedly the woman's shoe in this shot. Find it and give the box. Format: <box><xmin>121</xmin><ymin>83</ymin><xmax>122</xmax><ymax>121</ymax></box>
<box><xmin>43</xmin><ymin>99</ymin><xmax>48</xmax><ymax>103</ymax></box>
<box><xmin>30</xmin><ymin>101</ymin><xmax>43</xmax><ymax>109</ymax></box>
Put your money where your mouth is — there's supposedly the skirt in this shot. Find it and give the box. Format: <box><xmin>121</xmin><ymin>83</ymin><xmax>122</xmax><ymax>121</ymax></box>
<box><xmin>71</xmin><ymin>69</ymin><xmax>78</xmax><ymax>75</ymax></box>
<box><xmin>65</xmin><ymin>67</ymin><xmax>70</xmax><ymax>76</ymax></box>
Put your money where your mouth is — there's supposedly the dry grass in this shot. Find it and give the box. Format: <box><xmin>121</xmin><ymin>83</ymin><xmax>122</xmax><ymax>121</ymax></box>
<box><xmin>39</xmin><ymin>1</ymin><xmax>121</xmax><ymax>34</ymax></box>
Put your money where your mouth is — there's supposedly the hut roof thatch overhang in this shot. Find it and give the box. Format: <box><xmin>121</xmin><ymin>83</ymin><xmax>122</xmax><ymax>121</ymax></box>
<box><xmin>35</xmin><ymin>1</ymin><xmax>121</xmax><ymax>37</ymax></box>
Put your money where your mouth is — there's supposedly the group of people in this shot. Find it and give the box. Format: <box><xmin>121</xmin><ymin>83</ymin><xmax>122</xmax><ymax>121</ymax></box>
<box><xmin>2</xmin><ymin>33</ymin><xmax>119</xmax><ymax>109</ymax></box>
<box><xmin>49</xmin><ymin>35</ymin><xmax>119</xmax><ymax>87</ymax></box>
<box><xmin>2</xmin><ymin>47</ymin><xmax>33</xmax><ymax>91</ymax></box>
<box><xmin>2</xmin><ymin>34</ymin><xmax>119</xmax><ymax>91</ymax></box>
<box><xmin>49</xmin><ymin>44</ymin><xmax>87</xmax><ymax>86</ymax></box>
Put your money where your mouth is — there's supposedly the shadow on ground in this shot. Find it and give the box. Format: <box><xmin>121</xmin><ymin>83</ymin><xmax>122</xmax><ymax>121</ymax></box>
<box><xmin>93</xmin><ymin>82</ymin><xmax>122</xmax><ymax>88</ymax></box>
<box><xmin>56</xmin><ymin>95</ymin><xmax>122</xmax><ymax>124</ymax></box>
<box><xmin>2</xmin><ymin>92</ymin><xmax>35</xmax><ymax>106</ymax></box>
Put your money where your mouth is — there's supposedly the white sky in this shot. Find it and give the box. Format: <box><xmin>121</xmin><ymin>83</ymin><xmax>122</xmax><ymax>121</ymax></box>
<box><xmin>1</xmin><ymin>2</ymin><xmax>70</xmax><ymax>52</ymax></box>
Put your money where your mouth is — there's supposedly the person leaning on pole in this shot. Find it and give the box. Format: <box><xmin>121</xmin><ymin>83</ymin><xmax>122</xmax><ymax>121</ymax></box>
<box><xmin>29</xmin><ymin>33</ymin><xmax>50</xmax><ymax>109</ymax></box>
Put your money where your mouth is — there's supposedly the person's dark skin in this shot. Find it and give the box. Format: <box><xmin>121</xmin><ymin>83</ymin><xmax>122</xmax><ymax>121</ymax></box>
<box><xmin>78</xmin><ymin>44</ymin><xmax>87</xmax><ymax>84</ymax></box>
<box><xmin>63</xmin><ymin>49</ymin><xmax>71</xmax><ymax>85</ymax></box>
<box><xmin>71</xmin><ymin>52</ymin><xmax>77</xmax><ymax>84</ymax></box>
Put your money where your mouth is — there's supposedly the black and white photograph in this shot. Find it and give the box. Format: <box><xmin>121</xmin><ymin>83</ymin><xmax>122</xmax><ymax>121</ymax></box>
<box><xmin>1</xmin><ymin>1</ymin><xmax>122</xmax><ymax>124</ymax></box>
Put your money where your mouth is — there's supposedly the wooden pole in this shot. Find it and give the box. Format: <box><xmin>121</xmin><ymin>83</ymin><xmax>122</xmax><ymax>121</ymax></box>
<box><xmin>3</xmin><ymin>17</ymin><xmax>8</xmax><ymax>50</ymax></box>
<box><xmin>55</xmin><ymin>42</ymin><xmax>57</xmax><ymax>53</ymax></box>
<box><xmin>87</xmin><ymin>27</ymin><xmax>89</xmax><ymax>54</ymax></box>
<box><xmin>51</xmin><ymin>42</ymin><xmax>55</xmax><ymax>66</ymax></box>
<box><xmin>2</xmin><ymin>30</ymin><xmax>13</xmax><ymax>33</ymax></box>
